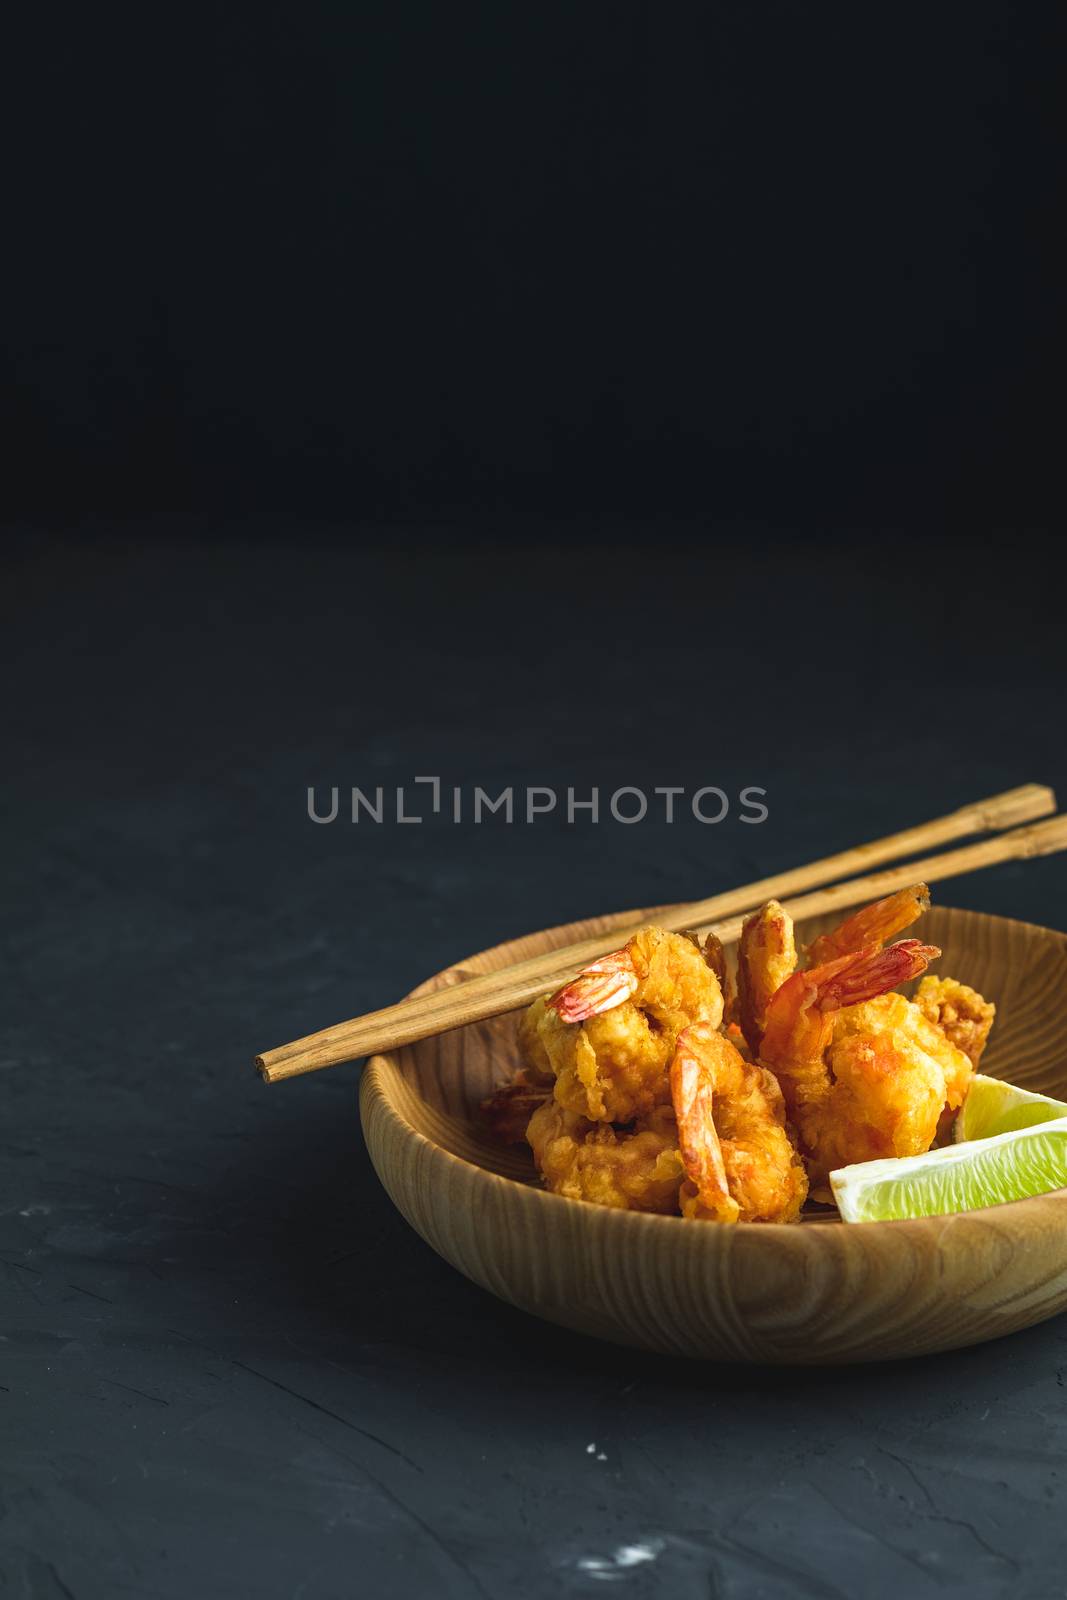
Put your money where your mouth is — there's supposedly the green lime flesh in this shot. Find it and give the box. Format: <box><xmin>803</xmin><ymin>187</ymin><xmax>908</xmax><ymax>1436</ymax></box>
<box><xmin>831</xmin><ymin>1117</ymin><xmax>1067</xmax><ymax>1222</ymax></box>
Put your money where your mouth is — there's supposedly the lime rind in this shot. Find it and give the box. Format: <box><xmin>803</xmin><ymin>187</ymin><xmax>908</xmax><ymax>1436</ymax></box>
<box><xmin>831</xmin><ymin>1116</ymin><xmax>1067</xmax><ymax>1223</ymax></box>
<box><xmin>953</xmin><ymin>1074</ymin><xmax>1067</xmax><ymax>1143</ymax></box>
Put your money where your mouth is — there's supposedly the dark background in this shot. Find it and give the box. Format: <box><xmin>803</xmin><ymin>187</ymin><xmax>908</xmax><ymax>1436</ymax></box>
<box><xmin>4</xmin><ymin>0</ymin><xmax>1063</xmax><ymax>529</ymax></box>
<box><xmin>4</xmin><ymin>5</ymin><xmax>1067</xmax><ymax>1599</ymax></box>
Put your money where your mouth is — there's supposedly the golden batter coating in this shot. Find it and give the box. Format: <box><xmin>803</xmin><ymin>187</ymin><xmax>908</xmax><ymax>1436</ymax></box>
<box><xmin>694</xmin><ymin>929</ymin><xmax>735</xmax><ymax>1022</ymax></box>
<box><xmin>526</xmin><ymin>1101</ymin><xmax>684</xmax><ymax>1213</ymax></box>
<box><xmin>525</xmin><ymin>1027</ymin><xmax>808</xmax><ymax>1223</ymax></box>
<box><xmin>736</xmin><ymin>900</ymin><xmax>797</xmax><ymax>1055</ymax></box>
<box><xmin>672</xmin><ymin>1023</ymin><xmax>808</xmax><ymax>1223</ymax></box>
<box><xmin>534</xmin><ymin>927</ymin><xmax>724</xmax><ymax>1123</ymax></box>
<box><xmin>516</xmin><ymin>995</ymin><xmax>556</xmax><ymax>1084</ymax></box>
<box><xmin>914</xmin><ymin>975</ymin><xmax>996</xmax><ymax>1069</ymax></box>
<box><xmin>824</xmin><ymin>993</ymin><xmax>974</xmax><ymax>1174</ymax></box>
<box><xmin>736</xmin><ymin>884</ymin><xmax>931</xmax><ymax>1058</ymax></box>
<box><xmin>760</xmin><ymin>941</ymin><xmax>961</xmax><ymax>1195</ymax></box>
<box><xmin>492</xmin><ymin>894</ymin><xmax>994</xmax><ymax>1223</ymax></box>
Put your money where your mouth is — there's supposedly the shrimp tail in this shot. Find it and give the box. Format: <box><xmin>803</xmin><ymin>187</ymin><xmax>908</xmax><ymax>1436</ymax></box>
<box><xmin>812</xmin><ymin>938</ymin><xmax>940</xmax><ymax>1011</ymax></box>
<box><xmin>760</xmin><ymin>939</ymin><xmax>941</xmax><ymax>1099</ymax></box>
<box><xmin>549</xmin><ymin>948</ymin><xmax>639</xmax><ymax>1023</ymax></box>
<box><xmin>805</xmin><ymin>883</ymin><xmax>930</xmax><ymax>967</ymax></box>
<box><xmin>670</xmin><ymin>1022</ymin><xmax>737</xmax><ymax>1222</ymax></box>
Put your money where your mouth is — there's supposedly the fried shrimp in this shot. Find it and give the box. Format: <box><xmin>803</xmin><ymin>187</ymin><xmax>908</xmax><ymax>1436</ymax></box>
<box><xmin>833</xmin><ymin>991</ymin><xmax>975</xmax><ymax>1152</ymax></box>
<box><xmin>479</xmin><ymin>994</ymin><xmax>557</xmax><ymax>1145</ymax></box>
<box><xmin>914</xmin><ymin>975</ymin><xmax>996</xmax><ymax>1069</ymax></box>
<box><xmin>534</xmin><ymin>927</ymin><xmax>724</xmax><ymax>1123</ymax></box>
<box><xmin>525</xmin><ymin>1023</ymin><xmax>807</xmax><ymax>1221</ymax></box>
<box><xmin>486</xmin><ymin>887</ymin><xmax>998</xmax><ymax>1221</ymax></box>
<box><xmin>736</xmin><ymin>886</ymin><xmax>932</xmax><ymax>1057</ymax></box>
<box><xmin>671</xmin><ymin>1023</ymin><xmax>808</xmax><ymax>1223</ymax></box>
<box><xmin>516</xmin><ymin>995</ymin><xmax>556</xmax><ymax>1084</ymax></box>
<box><xmin>759</xmin><ymin>939</ymin><xmax>955</xmax><ymax>1192</ymax></box>
<box><xmin>525</xmin><ymin>1100</ymin><xmax>685</xmax><ymax>1212</ymax></box>
<box><xmin>696</xmin><ymin>929</ymin><xmax>735</xmax><ymax>1021</ymax></box>
<box><xmin>737</xmin><ymin>900</ymin><xmax>797</xmax><ymax>1055</ymax></box>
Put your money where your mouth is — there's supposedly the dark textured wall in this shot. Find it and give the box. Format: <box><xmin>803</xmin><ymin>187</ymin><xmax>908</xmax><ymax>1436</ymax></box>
<box><xmin>5</xmin><ymin>2</ymin><xmax>1062</xmax><ymax>528</ymax></box>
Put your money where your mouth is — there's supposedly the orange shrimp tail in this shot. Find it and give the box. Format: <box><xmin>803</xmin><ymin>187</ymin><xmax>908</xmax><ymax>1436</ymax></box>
<box><xmin>760</xmin><ymin>939</ymin><xmax>940</xmax><ymax>1097</ymax></box>
<box><xmin>806</xmin><ymin>883</ymin><xmax>930</xmax><ymax>967</ymax></box>
<box><xmin>670</xmin><ymin>1022</ymin><xmax>734</xmax><ymax>1220</ymax></box>
<box><xmin>549</xmin><ymin>948</ymin><xmax>638</xmax><ymax>1023</ymax></box>
<box><xmin>811</xmin><ymin>938</ymin><xmax>940</xmax><ymax>1012</ymax></box>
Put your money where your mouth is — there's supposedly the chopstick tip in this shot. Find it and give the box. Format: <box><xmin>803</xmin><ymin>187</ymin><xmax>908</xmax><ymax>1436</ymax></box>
<box><xmin>980</xmin><ymin>783</ymin><xmax>1057</xmax><ymax>830</ymax></box>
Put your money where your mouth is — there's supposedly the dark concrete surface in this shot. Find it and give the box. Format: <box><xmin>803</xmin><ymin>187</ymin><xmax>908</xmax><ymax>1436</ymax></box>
<box><xmin>4</xmin><ymin>525</ymin><xmax>1067</xmax><ymax>1600</ymax></box>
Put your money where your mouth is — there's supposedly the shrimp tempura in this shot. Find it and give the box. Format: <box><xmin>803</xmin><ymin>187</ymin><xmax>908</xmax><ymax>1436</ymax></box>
<box><xmin>759</xmin><ymin>939</ymin><xmax>969</xmax><ymax>1194</ymax></box>
<box><xmin>534</xmin><ymin>927</ymin><xmax>724</xmax><ymax>1123</ymax></box>
<box><xmin>672</xmin><ymin>1022</ymin><xmax>808</xmax><ymax>1223</ymax></box>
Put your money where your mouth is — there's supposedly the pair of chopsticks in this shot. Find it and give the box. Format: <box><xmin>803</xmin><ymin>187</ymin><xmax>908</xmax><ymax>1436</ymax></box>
<box><xmin>257</xmin><ymin>783</ymin><xmax>1066</xmax><ymax>1084</ymax></box>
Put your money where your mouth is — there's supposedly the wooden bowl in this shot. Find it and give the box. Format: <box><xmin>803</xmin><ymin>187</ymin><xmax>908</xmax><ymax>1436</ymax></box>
<box><xmin>360</xmin><ymin>904</ymin><xmax>1067</xmax><ymax>1364</ymax></box>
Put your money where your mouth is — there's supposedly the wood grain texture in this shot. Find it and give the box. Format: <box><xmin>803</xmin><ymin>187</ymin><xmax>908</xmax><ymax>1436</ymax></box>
<box><xmin>360</xmin><ymin>903</ymin><xmax>1067</xmax><ymax>1364</ymax></box>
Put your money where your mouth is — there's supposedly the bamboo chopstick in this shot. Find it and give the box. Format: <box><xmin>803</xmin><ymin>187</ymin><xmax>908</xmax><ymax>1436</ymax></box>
<box><xmin>256</xmin><ymin>785</ymin><xmax>1057</xmax><ymax>1083</ymax></box>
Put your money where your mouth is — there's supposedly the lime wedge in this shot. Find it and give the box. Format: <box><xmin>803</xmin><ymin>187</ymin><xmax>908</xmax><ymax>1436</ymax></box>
<box><xmin>830</xmin><ymin>1118</ymin><xmax>1067</xmax><ymax>1222</ymax></box>
<box><xmin>953</xmin><ymin>1074</ymin><xmax>1067</xmax><ymax>1143</ymax></box>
